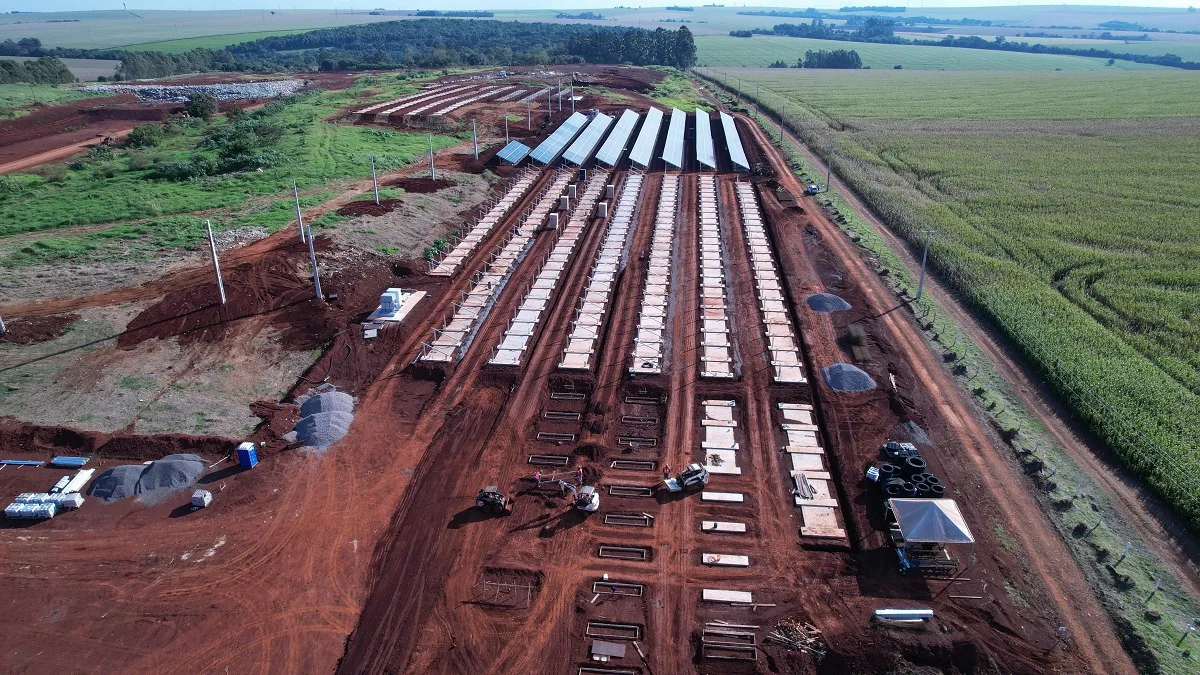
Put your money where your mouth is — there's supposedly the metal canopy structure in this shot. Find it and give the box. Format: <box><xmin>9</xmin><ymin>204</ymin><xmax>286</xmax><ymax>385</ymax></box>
<box><xmin>661</xmin><ymin>108</ymin><xmax>686</xmax><ymax>169</ymax></box>
<box><xmin>889</xmin><ymin>499</ymin><xmax>975</xmax><ymax>544</ymax></box>
<box><xmin>496</xmin><ymin>140</ymin><xmax>532</xmax><ymax>165</ymax></box>
<box><xmin>562</xmin><ymin>111</ymin><xmax>614</xmax><ymax>166</ymax></box>
<box><xmin>629</xmin><ymin>107</ymin><xmax>664</xmax><ymax>169</ymax></box>
<box><xmin>530</xmin><ymin>111</ymin><xmax>588</xmax><ymax>165</ymax></box>
<box><xmin>695</xmin><ymin>109</ymin><xmax>716</xmax><ymax>170</ymax></box>
<box><xmin>595</xmin><ymin>109</ymin><xmax>640</xmax><ymax>167</ymax></box>
<box><xmin>720</xmin><ymin>111</ymin><xmax>750</xmax><ymax>172</ymax></box>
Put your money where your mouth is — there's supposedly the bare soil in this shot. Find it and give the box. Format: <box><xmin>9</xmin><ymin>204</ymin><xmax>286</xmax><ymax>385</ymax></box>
<box><xmin>335</xmin><ymin>197</ymin><xmax>404</xmax><ymax>217</ymax></box>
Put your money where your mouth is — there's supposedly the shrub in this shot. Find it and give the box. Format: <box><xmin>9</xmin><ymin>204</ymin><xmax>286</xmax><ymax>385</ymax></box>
<box><xmin>127</xmin><ymin>151</ymin><xmax>152</xmax><ymax>171</ymax></box>
<box><xmin>92</xmin><ymin>162</ymin><xmax>117</xmax><ymax>179</ymax></box>
<box><xmin>149</xmin><ymin>157</ymin><xmax>216</xmax><ymax>181</ymax></box>
<box><xmin>126</xmin><ymin>123</ymin><xmax>164</xmax><ymax>148</ymax></box>
<box><xmin>39</xmin><ymin>164</ymin><xmax>69</xmax><ymax>183</ymax></box>
<box><xmin>185</xmin><ymin>93</ymin><xmax>218</xmax><ymax>121</ymax></box>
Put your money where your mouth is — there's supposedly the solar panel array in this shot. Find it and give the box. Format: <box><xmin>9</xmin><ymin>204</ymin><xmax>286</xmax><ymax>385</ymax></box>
<box><xmin>595</xmin><ymin>109</ymin><xmax>640</xmax><ymax>167</ymax></box>
<box><xmin>720</xmin><ymin>111</ymin><xmax>751</xmax><ymax>172</ymax></box>
<box><xmin>628</xmin><ymin>107</ymin><xmax>664</xmax><ymax>169</ymax></box>
<box><xmin>496</xmin><ymin>140</ymin><xmax>532</xmax><ymax>165</ymax></box>
<box><xmin>695</xmin><ymin>109</ymin><xmax>716</xmax><ymax>170</ymax></box>
<box><xmin>530</xmin><ymin>112</ymin><xmax>589</xmax><ymax>165</ymax></box>
<box><xmin>661</xmin><ymin>108</ymin><xmax>686</xmax><ymax>169</ymax></box>
<box><xmin>562</xmin><ymin>112</ymin><xmax>614</xmax><ymax>166</ymax></box>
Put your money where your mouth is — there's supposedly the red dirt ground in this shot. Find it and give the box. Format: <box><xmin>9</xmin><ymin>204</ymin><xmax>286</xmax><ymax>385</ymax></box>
<box><xmin>388</xmin><ymin>176</ymin><xmax>455</xmax><ymax>193</ymax></box>
<box><xmin>0</xmin><ymin>87</ymin><xmax>1139</xmax><ymax>675</ymax></box>
<box><xmin>0</xmin><ymin>313</ymin><xmax>77</xmax><ymax>345</ymax></box>
<box><xmin>335</xmin><ymin>197</ymin><xmax>404</xmax><ymax>217</ymax></box>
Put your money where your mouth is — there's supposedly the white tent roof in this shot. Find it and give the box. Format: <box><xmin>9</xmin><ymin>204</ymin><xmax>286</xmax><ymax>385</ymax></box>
<box><xmin>889</xmin><ymin>498</ymin><xmax>975</xmax><ymax>544</ymax></box>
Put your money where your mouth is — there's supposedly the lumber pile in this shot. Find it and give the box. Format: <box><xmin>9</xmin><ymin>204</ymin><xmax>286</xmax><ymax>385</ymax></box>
<box><xmin>764</xmin><ymin>618</ymin><xmax>826</xmax><ymax>660</ymax></box>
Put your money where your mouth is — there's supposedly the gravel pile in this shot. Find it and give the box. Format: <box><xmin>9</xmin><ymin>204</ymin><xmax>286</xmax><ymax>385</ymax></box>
<box><xmin>88</xmin><ymin>454</ymin><xmax>206</xmax><ymax>504</ymax></box>
<box><xmin>891</xmin><ymin>420</ymin><xmax>931</xmax><ymax>447</ymax></box>
<box><xmin>807</xmin><ymin>293</ymin><xmax>851</xmax><ymax>313</ymax></box>
<box><xmin>212</xmin><ymin>226</ymin><xmax>269</xmax><ymax>251</ymax></box>
<box><xmin>293</xmin><ymin>387</ymin><xmax>355</xmax><ymax>450</ymax></box>
<box><xmin>83</xmin><ymin>79</ymin><xmax>306</xmax><ymax>102</ymax></box>
<box><xmin>822</xmin><ymin>362</ymin><xmax>877</xmax><ymax>392</ymax></box>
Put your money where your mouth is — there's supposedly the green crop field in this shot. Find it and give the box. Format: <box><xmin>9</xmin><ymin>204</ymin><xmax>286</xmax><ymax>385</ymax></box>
<box><xmin>0</xmin><ymin>83</ymin><xmax>99</xmax><ymax>118</ymax></box>
<box><xmin>710</xmin><ymin>68</ymin><xmax>1200</xmax><ymax>540</ymax></box>
<box><xmin>121</xmin><ymin>29</ymin><xmax>316</xmax><ymax>53</ymax></box>
<box><xmin>695</xmin><ymin>34</ymin><xmax>1170</xmax><ymax>70</ymax></box>
<box><xmin>896</xmin><ymin>32</ymin><xmax>1200</xmax><ymax>62</ymax></box>
<box><xmin>0</xmin><ymin>74</ymin><xmax>458</xmax><ymax>264</ymax></box>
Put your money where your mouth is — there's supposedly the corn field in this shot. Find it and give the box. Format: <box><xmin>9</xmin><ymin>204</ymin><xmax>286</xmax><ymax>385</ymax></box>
<box><xmin>701</xmin><ymin>68</ymin><xmax>1200</xmax><ymax>531</ymax></box>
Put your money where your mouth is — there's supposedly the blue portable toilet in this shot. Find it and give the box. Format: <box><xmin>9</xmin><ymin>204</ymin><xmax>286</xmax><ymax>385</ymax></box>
<box><xmin>236</xmin><ymin>442</ymin><xmax>259</xmax><ymax>469</ymax></box>
<box><xmin>578</xmin><ymin>168</ymin><xmax>586</xmax><ymax>182</ymax></box>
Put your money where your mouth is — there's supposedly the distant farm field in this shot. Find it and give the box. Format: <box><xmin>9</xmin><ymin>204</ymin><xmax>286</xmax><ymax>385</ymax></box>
<box><xmin>121</xmin><ymin>29</ymin><xmax>316</xmax><ymax>53</ymax></box>
<box><xmin>714</xmin><ymin>68</ymin><xmax>1200</xmax><ymax>533</ymax></box>
<box><xmin>695</xmin><ymin>35</ymin><xmax>1169</xmax><ymax>70</ymax></box>
<box><xmin>896</xmin><ymin>32</ymin><xmax>1200</xmax><ymax>62</ymax></box>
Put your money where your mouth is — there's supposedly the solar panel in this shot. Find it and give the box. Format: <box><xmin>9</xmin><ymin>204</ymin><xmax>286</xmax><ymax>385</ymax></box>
<box><xmin>719</xmin><ymin>111</ymin><xmax>750</xmax><ymax>172</ymax></box>
<box><xmin>496</xmin><ymin>140</ymin><xmax>532</xmax><ymax>165</ymax></box>
<box><xmin>695</xmin><ymin>109</ymin><xmax>716</xmax><ymax>170</ymax></box>
<box><xmin>629</xmin><ymin>107</ymin><xmax>664</xmax><ymax>169</ymax></box>
<box><xmin>661</xmin><ymin>108</ymin><xmax>686</xmax><ymax>169</ymax></box>
<box><xmin>530</xmin><ymin>112</ymin><xmax>589</xmax><ymax>165</ymax></box>
<box><xmin>561</xmin><ymin>112</ymin><xmax>614</xmax><ymax>166</ymax></box>
<box><xmin>594</xmin><ymin>109</ymin><xmax>640</xmax><ymax>167</ymax></box>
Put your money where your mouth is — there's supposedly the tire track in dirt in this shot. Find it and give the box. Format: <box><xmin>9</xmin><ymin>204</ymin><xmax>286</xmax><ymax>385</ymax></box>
<box><xmin>741</xmin><ymin>114</ymin><xmax>1134</xmax><ymax>675</ymax></box>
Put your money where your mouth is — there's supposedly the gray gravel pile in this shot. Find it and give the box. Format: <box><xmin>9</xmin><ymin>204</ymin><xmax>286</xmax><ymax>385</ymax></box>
<box><xmin>83</xmin><ymin>79</ymin><xmax>306</xmax><ymax>102</ymax></box>
<box><xmin>212</xmin><ymin>226</ymin><xmax>268</xmax><ymax>250</ymax></box>
<box><xmin>295</xmin><ymin>411</ymin><xmax>354</xmax><ymax>449</ymax></box>
<box><xmin>822</xmin><ymin>362</ymin><xmax>877</xmax><ymax>392</ymax></box>
<box><xmin>891</xmin><ymin>420</ymin><xmax>931</xmax><ymax>447</ymax></box>
<box><xmin>88</xmin><ymin>454</ymin><xmax>206</xmax><ymax>504</ymax></box>
<box><xmin>807</xmin><ymin>293</ymin><xmax>851</xmax><ymax>312</ymax></box>
<box><xmin>299</xmin><ymin>390</ymin><xmax>354</xmax><ymax>417</ymax></box>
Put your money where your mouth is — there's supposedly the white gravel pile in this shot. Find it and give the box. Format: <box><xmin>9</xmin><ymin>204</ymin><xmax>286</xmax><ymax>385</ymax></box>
<box><xmin>84</xmin><ymin>79</ymin><xmax>307</xmax><ymax>102</ymax></box>
<box><xmin>88</xmin><ymin>454</ymin><xmax>207</xmax><ymax>504</ymax></box>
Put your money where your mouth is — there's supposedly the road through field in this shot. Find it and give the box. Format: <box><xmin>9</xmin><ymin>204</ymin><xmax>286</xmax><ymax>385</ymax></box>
<box><xmin>739</xmin><ymin>114</ymin><xmax>1135</xmax><ymax>674</ymax></box>
<box><xmin>777</xmin><ymin>116</ymin><xmax>1200</xmax><ymax>602</ymax></box>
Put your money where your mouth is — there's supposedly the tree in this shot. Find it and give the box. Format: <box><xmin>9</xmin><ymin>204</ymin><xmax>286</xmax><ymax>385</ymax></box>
<box><xmin>185</xmin><ymin>93</ymin><xmax>218</xmax><ymax>122</ymax></box>
<box><xmin>125</xmin><ymin>124</ymin><xmax>164</xmax><ymax>148</ymax></box>
<box><xmin>673</xmin><ymin>26</ymin><xmax>696</xmax><ymax>68</ymax></box>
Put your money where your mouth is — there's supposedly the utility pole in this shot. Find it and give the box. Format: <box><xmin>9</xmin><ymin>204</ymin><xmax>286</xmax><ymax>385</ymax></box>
<box><xmin>547</xmin><ymin>85</ymin><xmax>552</xmax><ymax>121</ymax></box>
<box><xmin>292</xmin><ymin>180</ymin><xmax>306</xmax><ymax>243</ymax></box>
<box><xmin>527</xmin><ymin>101</ymin><xmax>531</xmax><ymax>130</ymax></box>
<box><xmin>825</xmin><ymin>139</ymin><xmax>834</xmax><ymax>193</ymax></box>
<box><xmin>306</xmin><ymin>224</ymin><xmax>323</xmax><ymax>301</ymax></box>
<box><xmin>916</xmin><ymin>229</ymin><xmax>936</xmax><ymax>301</ymax></box>
<box><xmin>370</xmin><ymin>154</ymin><xmax>379</xmax><ymax>206</ymax></box>
<box><xmin>505</xmin><ymin>117</ymin><xmax>509</xmax><ymax>144</ymax></box>
<box><xmin>570</xmin><ymin>88</ymin><xmax>575</xmax><ymax>113</ymax></box>
<box><xmin>472</xmin><ymin>119</ymin><xmax>478</xmax><ymax>160</ymax></box>
<box><xmin>557</xmin><ymin>80</ymin><xmax>561</xmax><ymax>111</ymax></box>
<box><xmin>205</xmin><ymin>219</ymin><xmax>227</xmax><ymax>305</ymax></box>
<box><xmin>429</xmin><ymin>134</ymin><xmax>436</xmax><ymax>180</ymax></box>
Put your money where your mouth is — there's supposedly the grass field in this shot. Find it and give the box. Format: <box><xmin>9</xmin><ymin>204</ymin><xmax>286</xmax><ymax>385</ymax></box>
<box><xmin>0</xmin><ymin>75</ymin><xmax>458</xmax><ymax>263</ymax></box>
<box><xmin>0</xmin><ymin>83</ymin><xmax>99</xmax><ymax>118</ymax></box>
<box><xmin>710</xmin><ymin>68</ymin><xmax>1200</xmax><ymax>543</ymax></box>
<box><xmin>121</xmin><ymin>29</ymin><xmax>316</xmax><ymax>53</ymax></box>
<box><xmin>0</xmin><ymin>10</ymin><xmax>393</xmax><ymax>50</ymax></box>
<box><xmin>695</xmin><ymin>34</ymin><xmax>1170</xmax><ymax>70</ymax></box>
<box><xmin>896</xmin><ymin>31</ymin><xmax>1200</xmax><ymax>62</ymax></box>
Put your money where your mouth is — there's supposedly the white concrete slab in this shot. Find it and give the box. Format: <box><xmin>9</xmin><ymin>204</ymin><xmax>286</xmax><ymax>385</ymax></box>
<box><xmin>702</xmin><ymin>553</ymin><xmax>750</xmax><ymax>567</ymax></box>
<box><xmin>702</xmin><ymin>589</ymin><xmax>753</xmax><ymax>603</ymax></box>
<box><xmin>702</xmin><ymin>491</ymin><xmax>744</xmax><ymax>503</ymax></box>
<box><xmin>701</xmin><ymin>520</ymin><xmax>747</xmax><ymax>533</ymax></box>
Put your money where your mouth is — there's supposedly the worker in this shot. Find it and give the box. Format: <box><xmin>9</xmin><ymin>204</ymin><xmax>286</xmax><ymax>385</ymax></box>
<box><xmin>577</xmin><ymin>467</ymin><xmax>584</xmax><ymax>485</ymax></box>
<box><xmin>533</xmin><ymin>470</ymin><xmax>542</xmax><ymax>487</ymax></box>
<box><xmin>662</xmin><ymin>464</ymin><xmax>671</xmax><ymax>480</ymax></box>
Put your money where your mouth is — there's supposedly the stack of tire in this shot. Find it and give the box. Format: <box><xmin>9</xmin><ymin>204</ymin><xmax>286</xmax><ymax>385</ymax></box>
<box><xmin>877</xmin><ymin>455</ymin><xmax>945</xmax><ymax>499</ymax></box>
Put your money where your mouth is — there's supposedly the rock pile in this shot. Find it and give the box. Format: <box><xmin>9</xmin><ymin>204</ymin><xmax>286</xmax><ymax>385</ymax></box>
<box><xmin>84</xmin><ymin>80</ymin><xmax>307</xmax><ymax>102</ymax></box>
<box><xmin>88</xmin><ymin>454</ymin><xmax>206</xmax><ymax>504</ymax></box>
<box><xmin>822</xmin><ymin>362</ymin><xmax>877</xmax><ymax>392</ymax></box>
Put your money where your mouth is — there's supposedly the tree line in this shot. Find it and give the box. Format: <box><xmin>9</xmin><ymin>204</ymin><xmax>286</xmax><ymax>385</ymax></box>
<box><xmin>767</xmin><ymin>49</ymin><xmax>863</xmax><ymax>69</ymax></box>
<box><xmin>117</xmin><ymin>19</ymin><xmax>695</xmax><ymax>79</ymax></box>
<box><xmin>0</xmin><ymin>55</ymin><xmax>75</xmax><ymax>84</ymax></box>
<box><xmin>747</xmin><ymin>19</ymin><xmax>1200</xmax><ymax>69</ymax></box>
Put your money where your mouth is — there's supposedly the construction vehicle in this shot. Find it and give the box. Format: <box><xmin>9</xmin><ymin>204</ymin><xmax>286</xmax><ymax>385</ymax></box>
<box><xmin>881</xmin><ymin>441</ymin><xmax>921</xmax><ymax>460</ymax></box>
<box><xmin>554</xmin><ymin>480</ymin><xmax>600</xmax><ymax>512</ymax></box>
<box><xmin>475</xmin><ymin>486</ymin><xmax>513</xmax><ymax>515</ymax></box>
<box><xmin>663</xmin><ymin>463</ymin><xmax>710</xmax><ymax>493</ymax></box>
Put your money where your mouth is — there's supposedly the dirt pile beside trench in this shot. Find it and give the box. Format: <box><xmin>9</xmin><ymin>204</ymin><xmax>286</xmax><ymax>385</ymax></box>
<box><xmin>336</xmin><ymin>198</ymin><xmax>404</xmax><ymax>217</ymax></box>
<box><xmin>0</xmin><ymin>313</ymin><xmax>78</xmax><ymax>344</ymax></box>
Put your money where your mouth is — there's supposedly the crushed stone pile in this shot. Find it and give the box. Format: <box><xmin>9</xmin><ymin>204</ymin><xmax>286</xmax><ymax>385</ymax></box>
<box><xmin>299</xmin><ymin>390</ymin><xmax>354</xmax><ymax>417</ymax></box>
<box><xmin>292</xmin><ymin>386</ymin><xmax>355</xmax><ymax>450</ymax></box>
<box><xmin>822</xmin><ymin>362</ymin><xmax>877</xmax><ymax>392</ymax></box>
<box><xmin>891</xmin><ymin>420</ymin><xmax>931</xmax><ymax>447</ymax></box>
<box><xmin>807</xmin><ymin>293</ymin><xmax>851</xmax><ymax>313</ymax></box>
<box><xmin>83</xmin><ymin>80</ymin><xmax>306</xmax><ymax>102</ymax></box>
<box><xmin>88</xmin><ymin>454</ymin><xmax>206</xmax><ymax>504</ymax></box>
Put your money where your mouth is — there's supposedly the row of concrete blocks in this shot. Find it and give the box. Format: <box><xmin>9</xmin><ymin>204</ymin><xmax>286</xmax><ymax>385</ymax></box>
<box><xmin>629</xmin><ymin>175</ymin><xmax>680</xmax><ymax>375</ymax></box>
<box><xmin>732</xmin><ymin>182</ymin><xmax>807</xmax><ymax>385</ymax></box>
<box><xmin>430</xmin><ymin>170</ymin><xmax>538</xmax><ymax>277</ymax></box>
<box><xmin>368</xmin><ymin>85</ymin><xmax>474</xmax><ymax>120</ymax></box>
<box><xmin>489</xmin><ymin>172</ymin><xmax>610</xmax><ymax>367</ymax></box>
<box><xmin>430</xmin><ymin>85</ymin><xmax>516</xmax><ymax>117</ymax></box>
<box><xmin>559</xmin><ymin>174</ymin><xmax>645</xmax><ymax>370</ymax></box>
<box><xmin>777</xmin><ymin>402</ymin><xmax>846</xmax><ymax>540</ymax></box>
<box><xmin>697</xmin><ymin>176</ymin><xmax>735</xmax><ymax>379</ymax></box>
